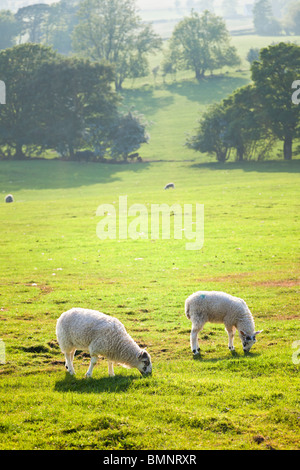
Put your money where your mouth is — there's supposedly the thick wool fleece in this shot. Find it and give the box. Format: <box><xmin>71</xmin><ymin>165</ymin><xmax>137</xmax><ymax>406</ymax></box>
<box><xmin>56</xmin><ymin>308</ymin><xmax>143</xmax><ymax>368</ymax></box>
<box><xmin>185</xmin><ymin>291</ymin><xmax>255</xmax><ymax>334</ymax></box>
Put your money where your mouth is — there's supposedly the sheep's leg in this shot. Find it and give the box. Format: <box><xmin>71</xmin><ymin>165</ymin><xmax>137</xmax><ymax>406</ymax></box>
<box><xmin>65</xmin><ymin>349</ymin><xmax>76</xmax><ymax>375</ymax></box>
<box><xmin>190</xmin><ymin>324</ymin><xmax>204</xmax><ymax>355</ymax></box>
<box><xmin>226</xmin><ymin>326</ymin><xmax>236</xmax><ymax>351</ymax></box>
<box><xmin>70</xmin><ymin>348</ymin><xmax>76</xmax><ymax>363</ymax></box>
<box><xmin>85</xmin><ymin>355</ymin><xmax>98</xmax><ymax>378</ymax></box>
<box><xmin>108</xmin><ymin>360</ymin><xmax>115</xmax><ymax>377</ymax></box>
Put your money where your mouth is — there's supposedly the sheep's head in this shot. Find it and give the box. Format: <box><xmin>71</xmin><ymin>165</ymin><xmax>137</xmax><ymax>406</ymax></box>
<box><xmin>137</xmin><ymin>349</ymin><xmax>152</xmax><ymax>376</ymax></box>
<box><xmin>240</xmin><ymin>330</ymin><xmax>262</xmax><ymax>352</ymax></box>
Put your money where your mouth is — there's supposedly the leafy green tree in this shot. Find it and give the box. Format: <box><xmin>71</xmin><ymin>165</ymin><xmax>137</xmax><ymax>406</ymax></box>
<box><xmin>253</xmin><ymin>0</ymin><xmax>281</xmax><ymax>35</ymax></box>
<box><xmin>166</xmin><ymin>10</ymin><xmax>240</xmax><ymax>80</ymax></box>
<box><xmin>186</xmin><ymin>84</ymin><xmax>275</xmax><ymax>162</ymax></box>
<box><xmin>109</xmin><ymin>111</ymin><xmax>149</xmax><ymax>160</ymax></box>
<box><xmin>283</xmin><ymin>1</ymin><xmax>300</xmax><ymax>35</ymax></box>
<box><xmin>0</xmin><ymin>44</ymin><xmax>57</xmax><ymax>158</ymax></box>
<box><xmin>246</xmin><ymin>48</ymin><xmax>260</xmax><ymax>65</ymax></box>
<box><xmin>32</xmin><ymin>57</ymin><xmax>118</xmax><ymax>158</ymax></box>
<box><xmin>186</xmin><ymin>103</ymin><xmax>231</xmax><ymax>162</ymax></box>
<box><xmin>0</xmin><ymin>44</ymin><xmax>117</xmax><ymax>159</ymax></box>
<box><xmin>221</xmin><ymin>85</ymin><xmax>274</xmax><ymax>161</ymax></box>
<box><xmin>162</xmin><ymin>47</ymin><xmax>178</xmax><ymax>82</ymax></box>
<box><xmin>186</xmin><ymin>43</ymin><xmax>300</xmax><ymax>162</ymax></box>
<box><xmin>0</xmin><ymin>10</ymin><xmax>20</xmax><ymax>49</ymax></box>
<box><xmin>43</xmin><ymin>0</ymin><xmax>79</xmax><ymax>55</ymax></box>
<box><xmin>86</xmin><ymin>111</ymin><xmax>149</xmax><ymax>160</ymax></box>
<box><xmin>72</xmin><ymin>0</ymin><xmax>162</xmax><ymax>90</ymax></box>
<box><xmin>251</xmin><ymin>42</ymin><xmax>300</xmax><ymax>160</ymax></box>
<box><xmin>15</xmin><ymin>3</ymin><xmax>50</xmax><ymax>43</ymax></box>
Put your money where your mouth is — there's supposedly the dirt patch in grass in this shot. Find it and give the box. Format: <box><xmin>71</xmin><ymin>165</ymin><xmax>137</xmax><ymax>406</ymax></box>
<box><xmin>251</xmin><ymin>279</ymin><xmax>300</xmax><ymax>288</ymax></box>
<box><xmin>39</xmin><ymin>285</ymin><xmax>54</xmax><ymax>294</ymax></box>
<box><xmin>202</xmin><ymin>272</ymin><xmax>300</xmax><ymax>288</ymax></box>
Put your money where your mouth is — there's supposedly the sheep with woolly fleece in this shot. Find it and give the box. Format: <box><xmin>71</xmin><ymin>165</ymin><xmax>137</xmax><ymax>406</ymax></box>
<box><xmin>5</xmin><ymin>194</ymin><xmax>14</xmax><ymax>203</ymax></box>
<box><xmin>56</xmin><ymin>308</ymin><xmax>152</xmax><ymax>377</ymax></box>
<box><xmin>164</xmin><ymin>182</ymin><xmax>175</xmax><ymax>189</ymax></box>
<box><xmin>185</xmin><ymin>291</ymin><xmax>262</xmax><ymax>354</ymax></box>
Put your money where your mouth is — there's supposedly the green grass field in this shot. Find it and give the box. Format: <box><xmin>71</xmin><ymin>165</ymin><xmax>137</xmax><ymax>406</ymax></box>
<box><xmin>0</xmin><ymin>35</ymin><xmax>300</xmax><ymax>450</ymax></box>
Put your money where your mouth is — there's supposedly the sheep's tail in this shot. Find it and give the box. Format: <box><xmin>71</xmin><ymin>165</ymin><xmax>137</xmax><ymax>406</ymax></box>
<box><xmin>185</xmin><ymin>299</ymin><xmax>190</xmax><ymax>319</ymax></box>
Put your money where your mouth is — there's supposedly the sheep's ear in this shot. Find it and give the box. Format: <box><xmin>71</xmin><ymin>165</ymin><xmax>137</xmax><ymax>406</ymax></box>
<box><xmin>138</xmin><ymin>350</ymin><xmax>147</xmax><ymax>360</ymax></box>
<box><xmin>240</xmin><ymin>331</ymin><xmax>246</xmax><ymax>336</ymax></box>
<box><xmin>254</xmin><ymin>330</ymin><xmax>263</xmax><ymax>336</ymax></box>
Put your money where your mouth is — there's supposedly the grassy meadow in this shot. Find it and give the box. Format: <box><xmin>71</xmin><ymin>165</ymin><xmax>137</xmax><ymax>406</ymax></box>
<box><xmin>0</xmin><ymin>35</ymin><xmax>300</xmax><ymax>450</ymax></box>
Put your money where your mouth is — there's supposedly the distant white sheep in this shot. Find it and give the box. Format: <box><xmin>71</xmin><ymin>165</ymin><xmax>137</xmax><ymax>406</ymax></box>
<box><xmin>5</xmin><ymin>194</ymin><xmax>14</xmax><ymax>203</ymax></box>
<box><xmin>56</xmin><ymin>308</ymin><xmax>152</xmax><ymax>377</ymax></box>
<box><xmin>164</xmin><ymin>183</ymin><xmax>175</xmax><ymax>190</ymax></box>
<box><xmin>185</xmin><ymin>291</ymin><xmax>262</xmax><ymax>354</ymax></box>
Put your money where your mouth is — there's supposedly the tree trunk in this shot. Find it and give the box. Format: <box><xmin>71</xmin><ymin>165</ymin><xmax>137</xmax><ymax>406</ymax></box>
<box><xmin>217</xmin><ymin>148</ymin><xmax>228</xmax><ymax>162</ymax></box>
<box><xmin>115</xmin><ymin>76</ymin><xmax>123</xmax><ymax>92</ymax></box>
<box><xmin>195</xmin><ymin>68</ymin><xmax>204</xmax><ymax>81</ymax></box>
<box><xmin>15</xmin><ymin>142</ymin><xmax>25</xmax><ymax>159</ymax></box>
<box><xmin>236</xmin><ymin>146</ymin><xmax>244</xmax><ymax>162</ymax></box>
<box><xmin>283</xmin><ymin>135</ymin><xmax>292</xmax><ymax>160</ymax></box>
<box><xmin>68</xmin><ymin>143</ymin><xmax>75</xmax><ymax>160</ymax></box>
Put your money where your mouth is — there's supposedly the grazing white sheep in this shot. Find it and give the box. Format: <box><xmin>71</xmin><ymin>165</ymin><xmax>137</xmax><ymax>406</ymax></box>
<box><xmin>5</xmin><ymin>194</ymin><xmax>14</xmax><ymax>203</ymax></box>
<box><xmin>185</xmin><ymin>291</ymin><xmax>262</xmax><ymax>354</ymax></box>
<box><xmin>56</xmin><ymin>308</ymin><xmax>152</xmax><ymax>377</ymax></box>
<box><xmin>164</xmin><ymin>182</ymin><xmax>175</xmax><ymax>190</ymax></box>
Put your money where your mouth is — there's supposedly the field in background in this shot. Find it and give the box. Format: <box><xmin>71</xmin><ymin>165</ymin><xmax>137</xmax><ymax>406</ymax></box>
<box><xmin>0</xmin><ymin>33</ymin><xmax>300</xmax><ymax>450</ymax></box>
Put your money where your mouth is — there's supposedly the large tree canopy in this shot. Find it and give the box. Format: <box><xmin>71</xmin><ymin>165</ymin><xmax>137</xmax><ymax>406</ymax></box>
<box><xmin>0</xmin><ymin>43</ymin><xmax>117</xmax><ymax>159</ymax></box>
<box><xmin>72</xmin><ymin>0</ymin><xmax>162</xmax><ymax>90</ymax></box>
<box><xmin>15</xmin><ymin>3</ymin><xmax>50</xmax><ymax>43</ymax></box>
<box><xmin>165</xmin><ymin>9</ymin><xmax>240</xmax><ymax>80</ymax></box>
<box><xmin>251</xmin><ymin>42</ymin><xmax>300</xmax><ymax>160</ymax></box>
<box><xmin>0</xmin><ymin>44</ymin><xmax>57</xmax><ymax>158</ymax></box>
<box><xmin>186</xmin><ymin>43</ymin><xmax>300</xmax><ymax>161</ymax></box>
<box><xmin>0</xmin><ymin>10</ymin><xmax>20</xmax><ymax>50</ymax></box>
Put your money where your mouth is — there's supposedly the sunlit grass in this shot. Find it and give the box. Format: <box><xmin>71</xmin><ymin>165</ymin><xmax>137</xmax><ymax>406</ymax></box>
<box><xmin>0</xmin><ymin>155</ymin><xmax>299</xmax><ymax>449</ymax></box>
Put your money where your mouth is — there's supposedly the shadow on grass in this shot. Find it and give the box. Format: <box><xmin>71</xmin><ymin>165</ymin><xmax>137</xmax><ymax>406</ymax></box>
<box><xmin>0</xmin><ymin>159</ymin><xmax>151</xmax><ymax>192</ymax></box>
<box><xmin>54</xmin><ymin>372</ymin><xmax>142</xmax><ymax>394</ymax></box>
<box><xmin>190</xmin><ymin>159</ymin><xmax>300</xmax><ymax>173</ymax></box>
<box><xmin>164</xmin><ymin>76</ymin><xmax>250</xmax><ymax>105</ymax></box>
<box><xmin>121</xmin><ymin>87</ymin><xmax>174</xmax><ymax>116</ymax></box>
<box><xmin>192</xmin><ymin>349</ymin><xmax>260</xmax><ymax>363</ymax></box>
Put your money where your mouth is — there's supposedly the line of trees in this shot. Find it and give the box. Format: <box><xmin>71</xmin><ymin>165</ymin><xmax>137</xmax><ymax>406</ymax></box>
<box><xmin>0</xmin><ymin>43</ymin><xmax>149</xmax><ymax>160</ymax></box>
<box><xmin>186</xmin><ymin>43</ymin><xmax>300</xmax><ymax>161</ymax></box>
<box><xmin>0</xmin><ymin>1</ymin><xmax>79</xmax><ymax>54</ymax></box>
<box><xmin>0</xmin><ymin>1</ymin><xmax>241</xmax><ymax>88</ymax></box>
<box><xmin>0</xmin><ymin>2</ymin><xmax>245</xmax><ymax>161</ymax></box>
<box><xmin>0</xmin><ymin>0</ymin><xmax>162</xmax><ymax>90</ymax></box>
<box><xmin>0</xmin><ymin>2</ymin><xmax>299</xmax><ymax>162</ymax></box>
<box><xmin>253</xmin><ymin>0</ymin><xmax>300</xmax><ymax>36</ymax></box>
